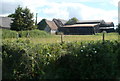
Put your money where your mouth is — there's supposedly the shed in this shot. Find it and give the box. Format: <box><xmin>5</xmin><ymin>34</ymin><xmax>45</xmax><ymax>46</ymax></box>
<box><xmin>59</xmin><ymin>24</ymin><xmax>99</xmax><ymax>35</ymax></box>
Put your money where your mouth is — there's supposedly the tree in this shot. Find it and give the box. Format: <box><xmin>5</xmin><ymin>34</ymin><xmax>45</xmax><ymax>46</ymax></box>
<box><xmin>10</xmin><ymin>6</ymin><xmax>36</xmax><ymax>31</ymax></box>
<box><xmin>65</xmin><ymin>17</ymin><xmax>79</xmax><ymax>25</ymax></box>
<box><xmin>37</xmin><ymin>19</ymin><xmax>47</xmax><ymax>30</ymax></box>
<box><xmin>8</xmin><ymin>14</ymin><xmax>15</xmax><ymax>18</ymax></box>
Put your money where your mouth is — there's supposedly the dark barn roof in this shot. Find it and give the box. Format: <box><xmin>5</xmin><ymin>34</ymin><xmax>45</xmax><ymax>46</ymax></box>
<box><xmin>0</xmin><ymin>17</ymin><xmax>13</xmax><ymax>29</ymax></box>
<box><xmin>53</xmin><ymin>18</ymin><xmax>67</xmax><ymax>27</ymax></box>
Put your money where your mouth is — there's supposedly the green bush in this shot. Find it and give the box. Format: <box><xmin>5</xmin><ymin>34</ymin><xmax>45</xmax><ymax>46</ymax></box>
<box><xmin>2</xmin><ymin>29</ymin><xmax>18</xmax><ymax>39</ymax></box>
<box><xmin>2</xmin><ymin>40</ymin><xmax>120</xmax><ymax>80</ymax></box>
<box><xmin>2</xmin><ymin>29</ymin><xmax>51</xmax><ymax>39</ymax></box>
<box><xmin>18</xmin><ymin>29</ymin><xmax>50</xmax><ymax>38</ymax></box>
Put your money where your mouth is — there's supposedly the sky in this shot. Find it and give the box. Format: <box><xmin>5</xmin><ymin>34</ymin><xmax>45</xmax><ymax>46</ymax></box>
<box><xmin>0</xmin><ymin>0</ymin><xmax>119</xmax><ymax>25</ymax></box>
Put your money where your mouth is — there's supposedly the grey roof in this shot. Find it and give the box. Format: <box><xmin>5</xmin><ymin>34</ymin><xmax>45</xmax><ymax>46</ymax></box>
<box><xmin>45</xmin><ymin>20</ymin><xmax>58</xmax><ymax>30</ymax></box>
<box><xmin>57</xmin><ymin>19</ymin><xmax>67</xmax><ymax>25</ymax></box>
<box><xmin>53</xmin><ymin>18</ymin><xmax>67</xmax><ymax>27</ymax></box>
<box><xmin>76</xmin><ymin>20</ymin><xmax>105</xmax><ymax>24</ymax></box>
<box><xmin>53</xmin><ymin>18</ymin><xmax>63</xmax><ymax>27</ymax></box>
<box><xmin>0</xmin><ymin>17</ymin><xmax>13</xmax><ymax>29</ymax></box>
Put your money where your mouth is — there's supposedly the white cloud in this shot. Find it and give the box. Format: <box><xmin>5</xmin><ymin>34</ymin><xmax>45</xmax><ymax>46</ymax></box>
<box><xmin>110</xmin><ymin>0</ymin><xmax>119</xmax><ymax>7</ymax></box>
<box><xmin>1</xmin><ymin>0</ymin><xmax>118</xmax><ymax>25</ymax></box>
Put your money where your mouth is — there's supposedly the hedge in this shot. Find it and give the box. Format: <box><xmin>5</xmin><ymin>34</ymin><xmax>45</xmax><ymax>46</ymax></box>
<box><xmin>2</xmin><ymin>40</ymin><xmax>120</xmax><ymax>80</ymax></box>
<box><xmin>1</xmin><ymin>29</ymin><xmax>50</xmax><ymax>39</ymax></box>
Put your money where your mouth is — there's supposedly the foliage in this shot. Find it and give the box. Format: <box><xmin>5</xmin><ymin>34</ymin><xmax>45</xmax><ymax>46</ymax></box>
<box><xmin>2</xmin><ymin>29</ymin><xmax>18</xmax><ymax>39</ymax></box>
<box><xmin>8</xmin><ymin>14</ymin><xmax>15</xmax><ymax>18</ymax></box>
<box><xmin>10</xmin><ymin>5</ymin><xmax>36</xmax><ymax>31</ymax></box>
<box><xmin>37</xmin><ymin>19</ymin><xmax>47</xmax><ymax>30</ymax></box>
<box><xmin>2</xmin><ymin>29</ymin><xmax>50</xmax><ymax>39</ymax></box>
<box><xmin>18</xmin><ymin>29</ymin><xmax>50</xmax><ymax>38</ymax></box>
<box><xmin>2</xmin><ymin>40</ymin><xmax>120</xmax><ymax>80</ymax></box>
<box><xmin>65</xmin><ymin>17</ymin><xmax>79</xmax><ymax>25</ymax></box>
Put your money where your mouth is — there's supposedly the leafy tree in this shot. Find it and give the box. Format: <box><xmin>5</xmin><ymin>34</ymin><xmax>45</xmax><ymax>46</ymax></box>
<box><xmin>37</xmin><ymin>19</ymin><xmax>47</xmax><ymax>30</ymax></box>
<box><xmin>65</xmin><ymin>17</ymin><xmax>79</xmax><ymax>25</ymax></box>
<box><xmin>10</xmin><ymin>6</ymin><xmax>36</xmax><ymax>31</ymax></box>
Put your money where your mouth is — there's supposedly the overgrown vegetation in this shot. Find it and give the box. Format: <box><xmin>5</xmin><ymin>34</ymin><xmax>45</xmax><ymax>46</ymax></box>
<box><xmin>2</xmin><ymin>40</ymin><xmax>120</xmax><ymax>80</ymax></box>
<box><xmin>2</xmin><ymin>29</ymin><xmax>50</xmax><ymax>39</ymax></box>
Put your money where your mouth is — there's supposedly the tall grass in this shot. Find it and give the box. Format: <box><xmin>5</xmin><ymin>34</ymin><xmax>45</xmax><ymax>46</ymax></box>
<box><xmin>1</xmin><ymin>29</ymin><xmax>51</xmax><ymax>39</ymax></box>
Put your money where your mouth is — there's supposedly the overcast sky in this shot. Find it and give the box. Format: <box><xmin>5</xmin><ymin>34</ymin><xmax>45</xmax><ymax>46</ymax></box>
<box><xmin>1</xmin><ymin>0</ymin><xmax>119</xmax><ymax>25</ymax></box>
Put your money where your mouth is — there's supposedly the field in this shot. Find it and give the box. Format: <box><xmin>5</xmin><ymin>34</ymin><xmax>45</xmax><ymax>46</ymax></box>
<box><xmin>3</xmin><ymin>33</ymin><xmax>119</xmax><ymax>44</ymax></box>
<box><xmin>1</xmin><ymin>29</ymin><xmax>120</xmax><ymax>80</ymax></box>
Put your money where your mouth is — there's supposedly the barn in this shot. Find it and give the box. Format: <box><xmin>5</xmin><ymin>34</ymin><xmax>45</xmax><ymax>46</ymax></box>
<box><xmin>59</xmin><ymin>24</ymin><xmax>99</xmax><ymax>35</ymax></box>
<box><xmin>38</xmin><ymin>19</ymin><xmax>115</xmax><ymax>35</ymax></box>
<box><xmin>76</xmin><ymin>20</ymin><xmax>115</xmax><ymax>33</ymax></box>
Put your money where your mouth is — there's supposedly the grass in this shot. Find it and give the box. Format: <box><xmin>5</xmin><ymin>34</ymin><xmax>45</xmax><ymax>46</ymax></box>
<box><xmin>3</xmin><ymin>33</ymin><xmax>119</xmax><ymax>44</ymax></box>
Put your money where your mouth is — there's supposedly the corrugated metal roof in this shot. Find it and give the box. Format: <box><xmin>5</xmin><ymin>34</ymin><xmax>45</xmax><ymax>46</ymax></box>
<box><xmin>45</xmin><ymin>20</ymin><xmax>58</xmax><ymax>30</ymax></box>
<box><xmin>76</xmin><ymin>20</ymin><xmax>104</xmax><ymax>23</ymax></box>
<box><xmin>63</xmin><ymin>24</ymin><xmax>99</xmax><ymax>27</ymax></box>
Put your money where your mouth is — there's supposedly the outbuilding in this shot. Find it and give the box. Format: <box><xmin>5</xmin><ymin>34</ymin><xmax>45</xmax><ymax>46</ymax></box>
<box><xmin>59</xmin><ymin>24</ymin><xmax>99</xmax><ymax>35</ymax></box>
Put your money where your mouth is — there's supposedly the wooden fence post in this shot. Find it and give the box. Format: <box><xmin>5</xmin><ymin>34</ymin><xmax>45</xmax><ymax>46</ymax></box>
<box><xmin>60</xmin><ymin>32</ymin><xmax>64</xmax><ymax>43</ymax></box>
<box><xmin>102</xmin><ymin>31</ymin><xmax>106</xmax><ymax>43</ymax></box>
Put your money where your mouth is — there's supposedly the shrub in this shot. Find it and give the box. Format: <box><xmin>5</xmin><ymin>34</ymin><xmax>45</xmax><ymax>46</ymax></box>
<box><xmin>18</xmin><ymin>29</ymin><xmax>50</xmax><ymax>38</ymax></box>
<box><xmin>2</xmin><ymin>29</ymin><xmax>51</xmax><ymax>39</ymax></box>
<box><xmin>2</xmin><ymin>40</ymin><xmax>120</xmax><ymax>80</ymax></box>
<box><xmin>2</xmin><ymin>29</ymin><xmax>18</xmax><ymax>39</ymax></box>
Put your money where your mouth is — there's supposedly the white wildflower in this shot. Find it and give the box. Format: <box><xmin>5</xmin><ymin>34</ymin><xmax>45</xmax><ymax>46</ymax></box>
<box><xmin>83</xmin><ymin>46</ymin><xmax>85</xmax><ymax>48</ymax></box>
<box><xmin>31</xmin><ymin>57</ymin><xmax>34</xmax><ymax>59</ymax></box>
<box><xmin>81</xmin><ymin>50</ymin><xmax>83</xmax><ymax>52</ymax></box>
<box><xmin>94</xmin><ymin>51</ymin><xmax>97</xmax><ymax>54</ymax></box>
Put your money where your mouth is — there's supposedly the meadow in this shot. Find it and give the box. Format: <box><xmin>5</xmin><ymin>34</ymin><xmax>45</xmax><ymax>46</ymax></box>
<box><xmin>2</xmin><ymin>29</ymin><xmax>119</xmax><ymax>44</ymax></box>
<box><xmin>1</xmin><ymin>29</ymin><xmax>120</xmax><ymax>80</ymax></box>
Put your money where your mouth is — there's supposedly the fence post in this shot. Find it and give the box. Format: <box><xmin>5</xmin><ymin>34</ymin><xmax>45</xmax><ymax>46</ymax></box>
<box><xmin>102</xmin><ymin>31</ymin><xmax>106</xmax><ymax>43</ymax></box>
<box><xmin>60</xmin><ymin>32</ymin><xmax>64</xmax><ymax>43</ymax></box>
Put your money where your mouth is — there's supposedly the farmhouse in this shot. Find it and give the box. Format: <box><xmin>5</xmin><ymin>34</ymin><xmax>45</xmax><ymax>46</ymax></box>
<box><xmin>58</xmin><ymin>24</ymin><xmax>99</xmax><ymax>35</ymax></box>
<box><xmin>0</xmin><ymin>17</ymin><xmax>13</xmax><ymax>29</ymax></box>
